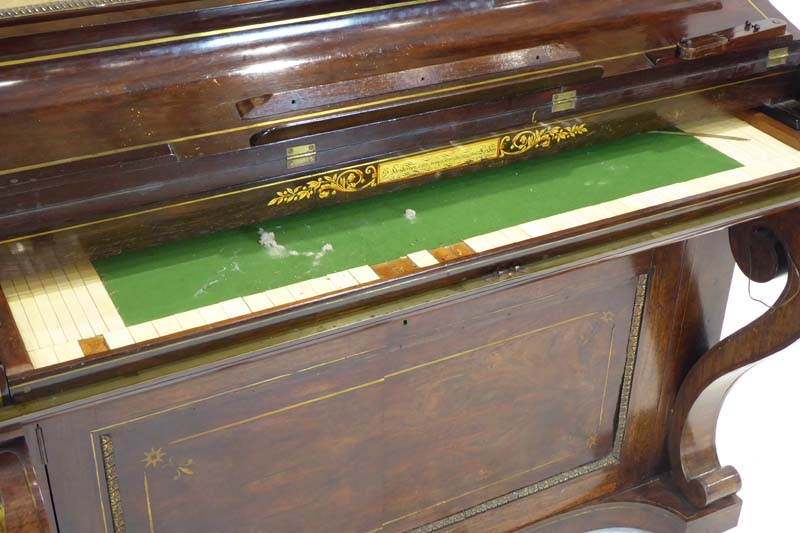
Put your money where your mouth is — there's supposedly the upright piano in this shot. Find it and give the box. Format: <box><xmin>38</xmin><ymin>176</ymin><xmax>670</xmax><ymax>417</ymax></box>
<box><xmin>0</xmin><ymin>0</ymin><xmax>799</xmax><ymax>531</ymax></box>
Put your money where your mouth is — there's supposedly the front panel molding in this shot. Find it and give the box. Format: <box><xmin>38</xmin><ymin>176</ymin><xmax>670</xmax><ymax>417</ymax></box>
<box><xmin>94</xmin><ymin>273</ymin><xmax>648</xmax><ymax>532</ymax></box>
<box><xmin>410</xmin><ymin>273</ymin><xmax>647</xmax><ymax>532</ymax></box>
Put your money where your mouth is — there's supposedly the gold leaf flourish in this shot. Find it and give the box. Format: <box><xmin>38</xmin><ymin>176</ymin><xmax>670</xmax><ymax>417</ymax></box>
<box><xmin>268</xmin><ymin>165</ymin><xmax>378</xmax><ymax>206</ymax></box>
<box><xmin>266</xmin><ymin>124</ymin><xmax>588</xmax><ymax>206</ymax></box>
<box><xmin>499</xmin><ymin>124</ymin><xmax>589</xmax><ymax>157</ymax></box>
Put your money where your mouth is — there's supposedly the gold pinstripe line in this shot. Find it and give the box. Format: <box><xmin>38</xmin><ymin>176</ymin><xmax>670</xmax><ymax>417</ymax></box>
<box><xmin>0</xmin><ymin>46</ymin><xmax>673</xmax><ymax>178</ymax></box>
<box><xmin>0</xmin><ymin>0</ymin><xmax>437</xmax><ymax>68</ymax></box>
<box><xmin>0</xmin><ymin>70</ymin><xmax>787</xmax><ymax>247</ymax></box>
<box><xmin>169</xmin><ymin>313</ymin><xmax>595</xmax><ymax>445</ymax></box>
<box><xmin>747</xmin><ymin>0</ymin><xmax>769</xmax><ymax>19</ymax></box>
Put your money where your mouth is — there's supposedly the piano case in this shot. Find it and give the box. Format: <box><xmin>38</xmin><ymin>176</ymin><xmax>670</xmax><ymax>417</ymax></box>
<box><xmin>0</xmin><ymin>1</ymin><xmax>799</xmax><ymax>531</ymax></box>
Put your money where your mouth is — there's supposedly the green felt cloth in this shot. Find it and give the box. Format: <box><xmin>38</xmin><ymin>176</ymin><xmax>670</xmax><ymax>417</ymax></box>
<box><xmin>95</xmin><ymin>132</ymin><xmax>740</xmax><ymax>325</ymax></box>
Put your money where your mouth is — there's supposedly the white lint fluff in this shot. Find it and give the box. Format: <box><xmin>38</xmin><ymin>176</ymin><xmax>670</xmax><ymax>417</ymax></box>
<box><xmin>257</xmin><ymin>228</ymin><xmax>287</xmax><ymax>257</ymax></box>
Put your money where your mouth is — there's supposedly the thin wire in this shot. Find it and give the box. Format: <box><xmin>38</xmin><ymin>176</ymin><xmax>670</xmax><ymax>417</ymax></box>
<box><xmin>746</xmin><ymin>235</ymin><xmax>800</xmax><ymax>309</ymax></box>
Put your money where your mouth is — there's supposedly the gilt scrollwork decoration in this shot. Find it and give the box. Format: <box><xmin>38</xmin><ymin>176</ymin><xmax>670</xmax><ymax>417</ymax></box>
<box><xmin>499</xmin><ymin>124</ymin><xmax>589</xmax><ymax>157</ymax></box>
<box><xmin>268</xmin><ymin>165</ymin><xmax>378</xmax><ymax>206</ymax></box>
<box><xmin>267</xmin><ymin>123</ymin><xmax>589</xmax><ymax>207</ymax></box>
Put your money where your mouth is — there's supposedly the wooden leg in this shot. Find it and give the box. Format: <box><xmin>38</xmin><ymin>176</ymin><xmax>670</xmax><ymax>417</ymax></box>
<box><xmin>669</xmin><ymin>208</ymin><xmax>800</xmax><ymax>508</ymax></box>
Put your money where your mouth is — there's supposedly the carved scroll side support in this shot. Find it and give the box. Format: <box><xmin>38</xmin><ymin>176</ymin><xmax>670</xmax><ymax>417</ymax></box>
<box><xmin>669</xmin><ymin>208</ymin><xmax>800</xmax><ymax>508</ymax></box>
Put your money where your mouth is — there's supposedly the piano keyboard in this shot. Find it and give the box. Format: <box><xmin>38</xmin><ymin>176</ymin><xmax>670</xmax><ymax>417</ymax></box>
<box><xmin>2</xmin><ymin>116</ymin><xmax>798</xmax><ymax>369</ymax></box>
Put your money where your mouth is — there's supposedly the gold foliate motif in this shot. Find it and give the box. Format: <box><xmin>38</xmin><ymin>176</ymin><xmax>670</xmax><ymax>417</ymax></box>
<box><xmin>499</xmin><ymin>124</ymin><xmax>589</xmax><ymax>157</ymax></box>
<box><xmin>268</xmin><ymin>166</ymin><xmax>378</xmax><ymax>206</ymax></box>
<box><xmin>267</xmin><ymin>124</ymin><xmax>589</xmax><ymax>207</ymax></box>
<box><xmin>142</xmin><ymin>447</ymin><xmax>195</xmax><ymax>481</ymax></box>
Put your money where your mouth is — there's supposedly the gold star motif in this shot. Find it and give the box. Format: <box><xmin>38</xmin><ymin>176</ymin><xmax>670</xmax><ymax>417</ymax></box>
<box><xmin>601</xmin><ymin>311</ymin><xmax>614</xmax><ymax>323</ymax></box>
<box><xmin>142</xmin><ymin>447</ymin><xmax>165</xmax><ymax>469</ymax></box>
<box><xmin>586</xmin><ymin>434</ymin><xmax>599</xmax><ymax>449</ymax></box>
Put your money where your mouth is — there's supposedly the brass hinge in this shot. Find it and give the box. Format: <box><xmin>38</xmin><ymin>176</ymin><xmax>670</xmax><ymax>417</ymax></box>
<box><xmin>286</xmin><ymin>143</ymin><xmax>316</xmax><ymax>169</ymax></box>
<box><xmin>768</xmin><ymin>47</ymin><xmax>789</xmax><ymax>68</ymax></box>
<box><xmin>552</xmin><ymin>90</ymin><xmax>578</xmax><ymax>113</ymax></box>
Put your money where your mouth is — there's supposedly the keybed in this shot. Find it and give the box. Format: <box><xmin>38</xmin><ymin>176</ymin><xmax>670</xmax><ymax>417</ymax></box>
<box><xmin>2</xmin><ymin>117</ymin><xmax>798</xmax><ymax>369</ymax></box>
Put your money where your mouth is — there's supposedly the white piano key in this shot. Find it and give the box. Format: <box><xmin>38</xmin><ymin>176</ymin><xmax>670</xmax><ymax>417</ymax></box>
<box><xmin>684</xmin><ymin>164</ymin><xmax>761</xmax><ymax>193</ymax></box>
<box><xmin>18</xmin><ymin>294</ymin><xmax>52</xmax><ymax>349</ymax></box>
<box><xmin>57</xmin><ymin>341</ymin><xmax>85</xmax><ymax>363</ymax></box>
<box><xmin>575</xmin><ymin>204</ymin><xmax>609</xmax><ymax>223</ymax></box>
<box><xmin>62</xmin><ymin>265</ymin><xmax>108</xmax><ymax>336</ymax></box>
<box><xmin>0</xmin><ymin>279</ymin><xmax>16</xmax><ymax>297</ymax></box>
<box><xmin>286</xmin><ymin>281</ymin><xmax>317</xmax><ymax>302</ymax></box>
<box><xmin>7</xmin><ymin>299</ymin><xmax>38</xmax><ymax>351</ymax></box>
<box><xmin>407</xmin><ymin>250</ymin><xmax>439</xmax><ymax>268</ymax></box>
<box><xmin>463</xmin><ymin>235</ymin><xmax>494</xmax><ymax>253</ymax></box>
<box><xmin>197</xmin><ymin>303</ymin><xmax>229</xmax><ymax>324</ymax></box>
<box><xmin>741</xmin><ymin>159</ymin><xmax>793</xmax><ymax>181</ymax></box>
<box><xmin>37</xmin><ymin>273</ymin><xmax>82</xmax><ymax>342</ymax></box>
<box><xmin>518</xmin><ymin>221</ymin><xmax>547</xmax><ymax>238</ymax></box>
<box><xmin>104</xmin><ymin>329</ymin><xmax>136</xmax><ymax>350</ymax></box>
<box><xmin>499</xmin><ymin>226</ymin><xmax>531</xmax><ymax>243</ymax></box>
<box><xmin>482</xmin><ymin>230</ymin><xmax>514</xmax><ymax>249</ymax></box>
<box><xmin>243</xmin><ymin>292</ymin><xmax>275</xmax><ymax>313</ymax></box>
<box><xmin>784</xmin><ymin>152</ymin><xmax>800</xmax><ymax>168</ymax></box>
<box><xmin>173</xmin><ymin>309</ymin><xmax>207</xmax><ymax>331</ymax></box>
<box><xmin>592</xmin><ymin>200</ymin><xmax>632</xmax><ymax>218</ymax></box>
<box><xmin>609</xmin><ymin>196</ymin><xmax>649</xmax><ymax>214</ymax></box>
<box><xmin>152</xmin><ymin>316</ymin><xmax>183</xmax><ymax>337</ymax></box>
<box><xmin>651</xmin><ymin>183</ymin><xmax>695</xmax><ymax>203</ymax></box>
<box><xmin>220</xmin><ymin>298</ymin><xmax>251</xmax><ymax>318</ymax></box>
<box><xmin>325</xmin><ymin>271</ymin><xmax>359</xmax><ymax>291</ymax></box>
<box><xmin>536</xmin><ymin>214</ymin><xmax>574</xmax><ymax>233</ymax></box>
<box><xmin>264</xmin><ymin>287</ymin><xmax>295</xmax><ymax>307</ymax></box>
<box><xmin>724</xmin><ymin>124</ymin><xmax>797</xmax><ymax>158</ymax></box>
<box><xmin>705</xmin><ymin>168</ymin><xmax>752</xmax><ymax>188</ymax></box>
<box><xmin>308</xmin><ymin>277</ymin><xmax>341</xmax><ymax>296</ymax></box>
<box><xmin>48</xmin><ymin>270</ymin><xmax>95</xmax><ymax>340</ymax></box>
<box><xmin>12</xmin><ymin>278</ymin><xmax>30</xmax><ymax>297</ymax></box>
<box><xmin>618</xmin><ymin>190</ymin><xmax>664</xmax><ymax>210</ymax></box>
<box><xmin>128</xmin><ymin>322</ymin><xmax>160</xmax><ymax>343</ymax></box>
<box><xmin>82</xmin><ymin>274</ymin><xmax>126</xmax><ymax>332</ymax></box>
<box><xmin>28</xmin><ymin>347</ymin><xmax>58</xmax><ymax>369</ymax></box>
<box><xmin>26</xmin><ymin>275</ymin><xmax>67</xmax><ymax>346</ymax></box>
<box><xmin>768</xmin><ymin>155</ymin><xmax>800</xmax><ymax>174</ymax></box>
<box><xmin>349</xmin><ymin>266</ymin><xmax>380</xmax><ymax>284</ymax></box>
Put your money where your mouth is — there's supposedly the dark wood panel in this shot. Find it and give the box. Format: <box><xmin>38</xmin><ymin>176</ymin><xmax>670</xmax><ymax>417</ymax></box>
<box><xmin>0</xmin><ymin>223</ymin><xmax>777</xmax><ymax>532</ymax></box>
<box><xmin>31</xmin><ymin>251</ymin><xmax>644</xmax><ymax>532</ymax></box>
<box><xmin>0</xmin><ymin>0</ymin><xmax>797</xmax><ymax>261</ymax></box>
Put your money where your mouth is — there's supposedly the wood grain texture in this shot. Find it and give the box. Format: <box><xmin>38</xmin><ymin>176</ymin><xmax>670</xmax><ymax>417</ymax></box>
<box><xmin>0</xmin><ymin>225</ymin><xmax>744</xmax><ymax>533</ymax></box>
<box><xmin>0</xmin><ymin>0</ymin><xmax>797</xmax><ymax>263</ymax></box>
<box><xmin>670</xmin><ymin>208</ymin><xmax>800</xmax><ymax>507</ymax></box>
<box><xmin>0</xmin><ymin>1</ymin><xmax>796</xmax><ymax>531</ymax></box>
